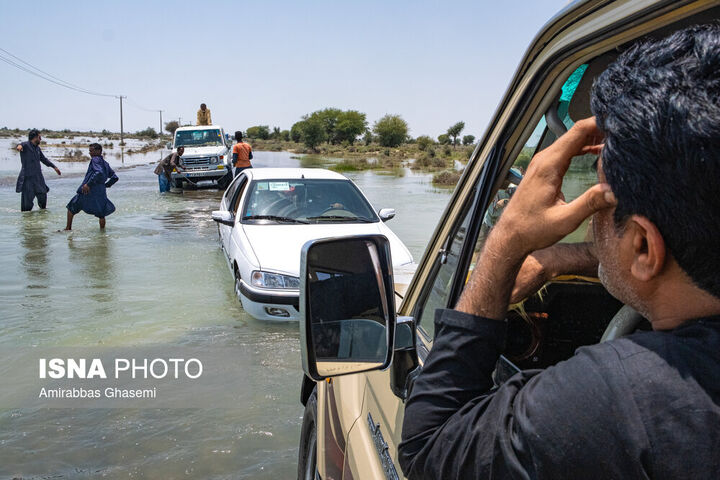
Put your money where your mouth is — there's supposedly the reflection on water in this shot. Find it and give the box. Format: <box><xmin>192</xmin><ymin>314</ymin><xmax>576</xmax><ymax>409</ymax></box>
<box><xmin>20</xmin><ymin>213</ymin><xmax>49</xmax><ymax>286</ymax></box>
<box><xmin>68</xmin><ymin>233</ymin><xmax>115</xmax><ymax>305</ymax></box>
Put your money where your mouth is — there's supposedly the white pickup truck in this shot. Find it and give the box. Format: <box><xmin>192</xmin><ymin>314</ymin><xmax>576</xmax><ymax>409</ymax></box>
<box><xmin>171</xmin><ymin>125</ymin><xmax>233</xmax><ymax>189</ymax></box>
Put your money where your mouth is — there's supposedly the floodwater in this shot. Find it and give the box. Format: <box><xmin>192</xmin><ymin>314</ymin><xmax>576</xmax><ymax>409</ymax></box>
<box><xmin>0</xmin><ymin>138</ymin><xmax>453</xmax><ymax>479</ymax></box>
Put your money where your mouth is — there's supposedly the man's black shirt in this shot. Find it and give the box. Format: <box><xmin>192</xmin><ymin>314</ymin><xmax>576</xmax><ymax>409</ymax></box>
<box><xmin>398</xmin><ymin>309</ymin><xmax>720</xmax><ymax>479</ymax></box>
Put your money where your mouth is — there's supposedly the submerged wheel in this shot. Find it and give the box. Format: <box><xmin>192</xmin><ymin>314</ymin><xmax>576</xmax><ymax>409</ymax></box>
<box><xmin>234</xmin><ymin>270</ymin><xmax>243</xmax><ymax>303</ymax></box>
<box><xmin>173</xmin><ymin>178</ymin><xmax>184</xmax><ymax>189</ymax></box>
<box><xmin>297</xmin><ymin>389</ymin><xmax>318</xmax><ymax>480</ymax></box>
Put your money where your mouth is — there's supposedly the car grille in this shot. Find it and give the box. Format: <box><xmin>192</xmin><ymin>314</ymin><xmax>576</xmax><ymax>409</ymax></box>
<box><xmin>181</xmin><ymin>157</ymin><xmax>212</xmax><ymax>170</ymax></box>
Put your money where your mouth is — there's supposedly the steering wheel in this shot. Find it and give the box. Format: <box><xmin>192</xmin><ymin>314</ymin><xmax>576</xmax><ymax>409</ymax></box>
<box><xmin>600</xmin><ymin>305</ymin><xmax>645</xmax><ymax>342</ymax></box>
<box><xmin>320</xmin><ymin>206</ymin><xmax>353</xmax><ymax>217</ymax></box>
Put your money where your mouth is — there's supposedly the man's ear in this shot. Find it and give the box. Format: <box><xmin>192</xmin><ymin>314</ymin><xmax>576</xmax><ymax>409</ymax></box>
<box><xmin>626</xmin><ymin>215</ymin><xmax>666</xmax><ymax>281</ymax></box>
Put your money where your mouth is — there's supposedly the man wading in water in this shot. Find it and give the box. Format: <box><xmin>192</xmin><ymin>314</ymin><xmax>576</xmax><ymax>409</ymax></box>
<box><xmin>15</xmin><ymin>129</ymin><xmax>62</xmax><ymax>211</ymax></box>
<box><xmin>64</xmin><ymin>143</ymin><xmax>118</xmax><ymax>230</ymax></box>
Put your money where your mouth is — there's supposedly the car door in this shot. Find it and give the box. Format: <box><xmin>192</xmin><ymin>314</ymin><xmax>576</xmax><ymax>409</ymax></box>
<box><xmin>341</xmin><ymin>2</ymin><xmax>720</xmax><ymax>478</ymax></box>
<box><xmin>219</xmin><ymin>173</ymin><xmax>248</xmax><ymax>255</ymax></box>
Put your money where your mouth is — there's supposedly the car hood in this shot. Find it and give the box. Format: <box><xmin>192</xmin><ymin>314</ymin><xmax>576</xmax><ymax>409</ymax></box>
<box><xmin>242</xmin><ymin>222</ymin><xmax>413</xmax><ymax>276</ymax></box>
<box><xmin>179</xmin><ymin>146</ymin><xmax>227</xmax><ymax>157</ymax></box>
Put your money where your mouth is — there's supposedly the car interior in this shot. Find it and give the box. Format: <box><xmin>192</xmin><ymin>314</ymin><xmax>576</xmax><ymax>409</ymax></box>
<box><xmin>480</xmin><ymin>7</ymin><xmax>720</xmax><ymax>377</ymax></box>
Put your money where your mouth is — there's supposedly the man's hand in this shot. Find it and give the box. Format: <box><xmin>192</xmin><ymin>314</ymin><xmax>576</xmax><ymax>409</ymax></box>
<box><xmin>54</xmin><ymin>167</ymin><xmax>62</xmax><ymax>176</ymax></box>
<box><xmin>81</xmin><ymin>184</ymin><xmax>90</xmax><ymax>194</ymax></box>
<box><xmin>509</xmin><ymin>243</ymin><xmax>599</xmax><ymax>304</ymax></box>
<box><xmin>495</xmin><ymin>117</ymin><xmax>614</xmax><ymax>256</ymax></box>
<box><xmin>456</xmin><ymin>118</ymin><xmax>613</xmax><ymax>320</ymax></box>
<box><xmin>16</xmin><ymin>144</ymin><xmax>23</xmax><ymax>152</ymax></box>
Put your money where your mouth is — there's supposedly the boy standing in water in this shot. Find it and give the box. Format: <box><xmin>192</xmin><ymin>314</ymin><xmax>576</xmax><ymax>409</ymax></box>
<box><xmin>65</xmin><ymin>143</ymin><xmax>119</xmax><ymax>230</ymax></box>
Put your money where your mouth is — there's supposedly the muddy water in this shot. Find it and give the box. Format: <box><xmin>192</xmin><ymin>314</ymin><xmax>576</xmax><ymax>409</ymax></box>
<box><xmin>0</xmin><ymin>140</ymin><xmax>452</xmax><ymax>479</ymax></box>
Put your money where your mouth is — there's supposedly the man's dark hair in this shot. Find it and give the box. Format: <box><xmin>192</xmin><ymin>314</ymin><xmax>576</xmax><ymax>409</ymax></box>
<box><xmin>591</xmin><ymin>23</ymin><xmax>720</xmax><ymax>297</ymax></box>
<box><xmin>201</xmin><ymin>103</ymin><xmax>206</xmax><ymax>108</ymax></box>
<box><xmin>28</xmin><ymin>129</ymin><xmax>40</xmax><ymax>141</ymax></box>
<box><xmin>235</xmin><ymin>131</ymin><xmax>243</xmax><ymax>141</ymax></box>
<box><xmin>89</xmin><ymin>143</ymin><xmax>102</xmax><ymax>153</ymax></box>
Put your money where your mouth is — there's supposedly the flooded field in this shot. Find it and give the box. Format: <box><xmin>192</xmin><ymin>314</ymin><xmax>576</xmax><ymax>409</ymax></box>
<box><xmin>0</xmin><ymin>139</ymin><xmax>452</xmax><ymax>479</ymax></box>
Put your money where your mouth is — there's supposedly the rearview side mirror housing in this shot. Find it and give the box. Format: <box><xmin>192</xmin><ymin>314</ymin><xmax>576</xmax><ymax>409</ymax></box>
<box><xmin>378</xmin><ymin>208</ymin><xmax>396</xmax><ymax>222</ymax></box>
<box><xmin>300</xmin><ymin>235</ymin><xmax>396</xmax><ymax>381</ymax></box>
<box><xmin>211</xmin><ymin>210</ymin><xmax>235</xmax><ymax>226</ymax></box>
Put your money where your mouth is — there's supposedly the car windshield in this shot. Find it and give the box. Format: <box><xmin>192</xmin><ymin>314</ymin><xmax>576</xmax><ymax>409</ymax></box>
<box><xmin>174</xmin><ymin>129</ymin><xmax>223</xmax><ymax>147</ymax></box>
<box><xmin>242</xmin><ymin>179</ymin><xmax>379</xmax><ymax>224</ymax></box>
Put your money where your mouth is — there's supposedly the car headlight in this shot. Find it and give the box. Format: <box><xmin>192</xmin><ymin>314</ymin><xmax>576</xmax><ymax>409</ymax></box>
<box><xmin>251</xmin><ymin>271</ymin><xmax>300</xmax><ymax>289</ymax></box>
<box><xmin>210</xmin><ymin>156</ymin><xmax>219</xmax><ymax>164</ymax></box>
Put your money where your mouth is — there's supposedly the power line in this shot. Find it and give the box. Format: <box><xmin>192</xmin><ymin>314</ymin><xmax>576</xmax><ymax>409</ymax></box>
<box><xmin>0</xmin><ymin>48</ymin><xmax>118</xmax><ymax>98</ymax></box>
<box><xmin>1</xmin><ymin>47</ymin><xmax>175</xmax><ymax>134</ymax></box>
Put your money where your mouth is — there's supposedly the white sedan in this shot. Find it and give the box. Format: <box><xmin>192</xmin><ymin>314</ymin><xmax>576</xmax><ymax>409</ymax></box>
<box><xmin>212</xmin><ymin>168</ymin><xmax>414</xmax><ymax>321</ymax></box>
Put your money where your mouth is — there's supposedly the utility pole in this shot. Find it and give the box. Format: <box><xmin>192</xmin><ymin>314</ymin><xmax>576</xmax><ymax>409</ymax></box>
<box><xmin>118</xmin><ymin>95</ymin><xmax>126</xmax><ymax>145</ymax></box>
<box><xmin>159</xmin><ymin>110</ymin><xmax>163</xmax><ymax>137</ymax></box>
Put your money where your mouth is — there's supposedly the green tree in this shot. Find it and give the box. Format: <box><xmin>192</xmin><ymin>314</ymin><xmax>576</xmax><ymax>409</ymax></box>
<box><xmin>447</xmin><ymin>121</ymin><xmax>465</xmax><ymax>147</ymax></box>
<box><xmin>309</xmin><ymin>108</ymin><xmax>343</xmax><ymax>144</ymax></box>
<box><xmin>280</xmin><ymin>130</ymin><xmax>291</xmax><ymax>142</ymax></box>
<box><xmin>462</xmin><ymin>134</ymin><xmax>476</xmax><ymax>145</ymax></box>
<box><xmin>270</xmin><ymin>126</ymin><xmax>281</xmax><ymax>140</ymax></box>
<box><xmin>416</xmin><ymin>135</ymin><xmax>434</xmax><ymax>151</ymax></box>
<box><xmin>290</xmin><ymin>121</ymin><xmax>304</xmax><ymax>143</ymax></box>
<box><xmin>302</xmin><ymin>116</ymin><xmax>327</xmax><ymax>150</ymax></box>
<box><xmin>373</xmin><ymin>114</ymin><xmax>408</xmax><ymax>147</ymax></box>
<box><xmin>437</xmin><ymin>133</ymin><xmax>451</xmax><ymax>145</ymax></box>
<box><xmin>164</xmin><ymin>121</ymin><xmax>179</xmax><ymax>135</ymax></box>
<box><xmin>335</xmin><ymin>110</ymin><xmax>367</xmax><ymax>145</ymax></box>
<box><xmin>136</xmin><ymin>127</ymin><xmax>158</xmax><ymax>139</ymax></box>
<box><xmin>246</xmin><ymin>125</ymin><xmax>270</xmax><ymax>140</ymax></box>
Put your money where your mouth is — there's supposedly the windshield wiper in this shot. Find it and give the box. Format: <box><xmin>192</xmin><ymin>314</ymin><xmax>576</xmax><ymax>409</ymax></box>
<box><xmin>307</xmin><ymin>215</ymin><xmax>374</xmax><ymax>223</ymax></box>
<box><xmin>244</xmin><ymin>215</ymin><xmax>308</xmax><ymax>224</ymax></box>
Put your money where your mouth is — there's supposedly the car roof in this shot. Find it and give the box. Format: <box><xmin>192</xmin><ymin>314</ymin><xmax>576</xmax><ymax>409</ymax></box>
<box><xmin>176</xmin><ymin>125</ymin><xmax>222</xmax><ymax>131</ymax></box>
<box><xmin>245</xmin><ymin>168</ymin><xmax>348</xmax><ymax>181</ymax></box>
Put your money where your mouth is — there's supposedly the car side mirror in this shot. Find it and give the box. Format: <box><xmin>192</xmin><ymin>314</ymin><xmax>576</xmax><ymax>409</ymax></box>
<box><xmin>166</xmin><ymin>142</ymin><xmax>172</xmax><ymax>149</ymax></box>
<box><xmin>378</xmin><ymin>208</ymin><xmax>395</xmax><ymax>222</ymax></box>
<box><xmin>300</xmin><ymin>235</ymin><xmax>396</xmax><ymax>381</ymax></box>
<box><xmin>211</xmin><ymin>210</ymin><xmax>235</xmax><ymax>226</ymax></box>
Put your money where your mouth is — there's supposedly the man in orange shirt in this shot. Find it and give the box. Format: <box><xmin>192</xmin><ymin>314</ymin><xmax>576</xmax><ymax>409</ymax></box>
<box><xmin>232</xmin><ymin>131</ymin><xmax>253</xmax><ymax>176</ymax></box>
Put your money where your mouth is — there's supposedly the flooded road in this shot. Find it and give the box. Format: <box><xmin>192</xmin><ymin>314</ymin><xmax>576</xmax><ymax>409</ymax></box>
<box><xmin>0</xmin><ymin>140</ymin><xmax>452</xmax><ymax>479</ymax></box>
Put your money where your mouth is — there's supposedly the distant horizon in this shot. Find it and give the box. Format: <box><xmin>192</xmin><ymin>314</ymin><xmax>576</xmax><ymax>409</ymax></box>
<box><xmin>1</xmin><ymin>0</ymin><xmax>568</xmax><ymax>139</ymax></box>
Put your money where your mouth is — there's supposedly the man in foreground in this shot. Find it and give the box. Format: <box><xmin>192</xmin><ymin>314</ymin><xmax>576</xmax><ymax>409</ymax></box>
<box><xmin>154</xmin><ymin>146</ymin><xmax>185</xmax><ymax>192</ymax></box>
<box><xmin>15</xmin><ymin>129</ymin><xmax>62</xmax><ymax>211</ymax></box>
<box><xmin>65</xmin><ymin>143</ymin><xmax>118</xmax><ymax>230</ymax></box>
<box><xmin>399</xmin><ymin>25</ymin><xmax>720</xmax><ymax>478</ymax></box>
<box><xmin>197</xmin><ymin>103</ymin><xmax>211</xmax><ymax>125</ymax></box>
<box><xmin>232</xmin><ymin>131</ymin><xmax>253</xmax><ymax>176</ymax></box>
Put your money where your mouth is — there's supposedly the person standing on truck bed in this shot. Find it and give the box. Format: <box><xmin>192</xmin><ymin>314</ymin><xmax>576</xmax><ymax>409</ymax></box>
<box><xmin>154</xmin><ymin>146</ymin><xmax>185</xmax><ymax>192</ymax></box>
<box><xmin>399</xmin><ymin>25</ymin><xmax>720</xmax><ymax>479</ymax></box>
<box><xmin>196</xmin><ymin>103</ymin><xmax>211</xmax><ymax>125</ymax></box>
<box><xmin>232</xmin><ymin>131</ymin><xmax>253</xmax><ymax>177</ymax></box>
<box><xmin>15</xmin><ymin>128</ymin><xmax>62</xmax><ymax>211</ymax></box>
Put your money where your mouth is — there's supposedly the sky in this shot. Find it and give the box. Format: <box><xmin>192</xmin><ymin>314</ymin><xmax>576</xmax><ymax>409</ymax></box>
<box><xmin>1</xmin><ymin>0</ymin><xmax>570</xmax><ymax>140</ymax></box>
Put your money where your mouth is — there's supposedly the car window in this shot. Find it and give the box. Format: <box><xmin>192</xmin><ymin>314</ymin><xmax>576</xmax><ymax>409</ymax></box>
<box><xmin>465</xmin><ymin>64</ymin><xmax>599</xmax><ymax>291</ymax></box>
<box><xmin>241</xmin><ymin>179</ymin><xmax>379</xmax><ymax>224</ymax></box>
<box><xmin>414</xmin><ymin>64</ymin><xmax>598</xmax><ymax>339</ymax></box>
<box><xmin>223</xmin><ymin>175</ymin><xmax>243</xmax><ymax>210</ymax></box>
<box><xmin>174</xmin><ymin>129</ymin><xmax>223</xmax><ymax>147</ymax></box>
<box><xmin>231</xmin><ymin>177</ymin><xmax>248</xmax><ymax>216</ymax></box>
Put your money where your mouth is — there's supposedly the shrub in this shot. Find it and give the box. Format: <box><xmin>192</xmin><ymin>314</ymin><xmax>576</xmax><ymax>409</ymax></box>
<box><xmin>416</xmin><ymin>135</ymin><xmax>434</xmax><ymax>151</ymax></box>
<box><xmin>373</xmin><ymin>114</ymin><xmax>408</xmax><ymax>147</ymax></box>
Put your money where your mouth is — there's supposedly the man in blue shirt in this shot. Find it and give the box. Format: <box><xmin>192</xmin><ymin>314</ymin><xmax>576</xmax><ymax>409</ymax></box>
<box><xmin>15</xmin><ymin>129</ymin><xmax>62</xmax><ymax>211</ymax></box>
<box><xmin>64</xmin><ymin>143</ymin><xmax>118</xmax><ymax>230</ymax></box>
